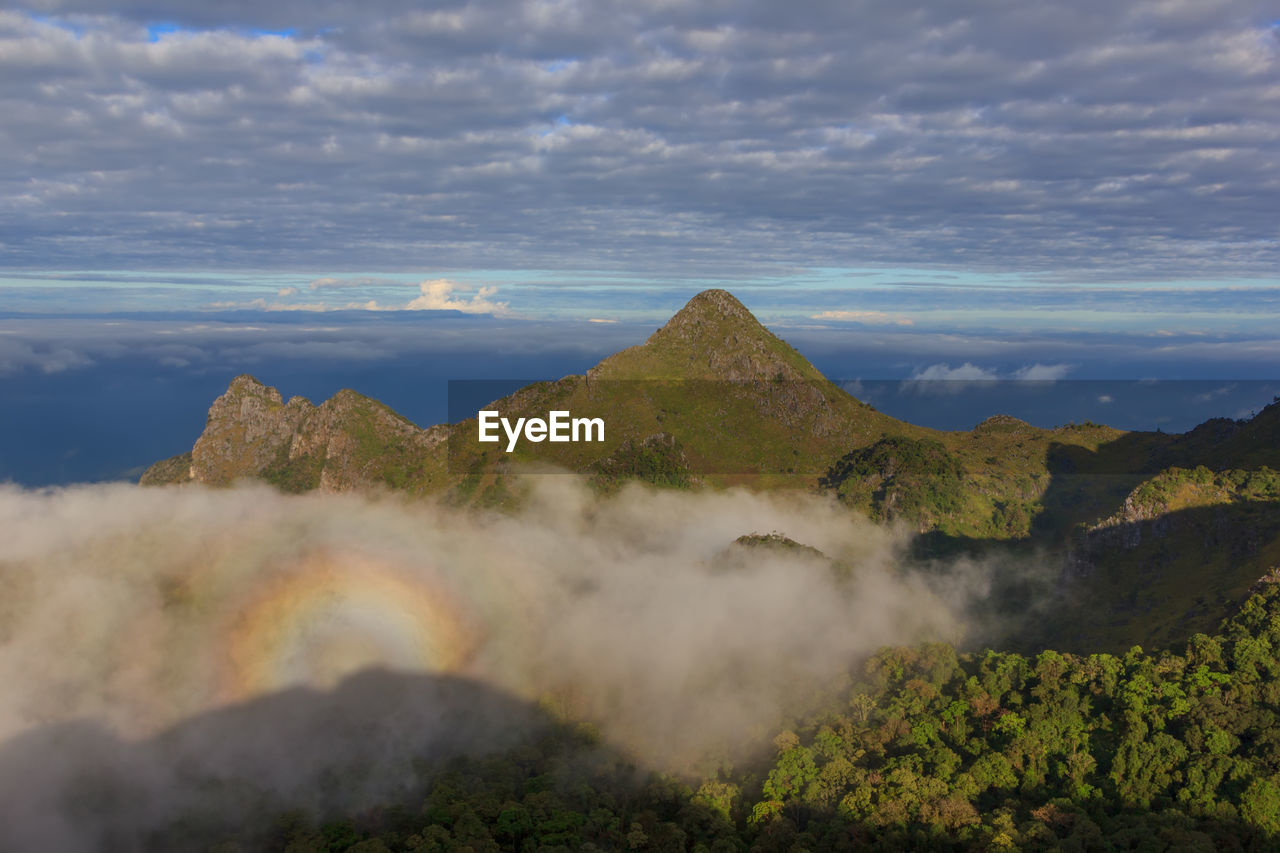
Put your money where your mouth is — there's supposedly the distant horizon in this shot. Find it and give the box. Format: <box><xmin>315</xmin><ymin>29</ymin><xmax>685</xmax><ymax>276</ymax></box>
<box><xmin>4</xmin><ymin>268</ymin><xmax>1279</xmax><ymax>335</ymax></box>
<box><xmin>3</xmin><ymin>318</ymin><xmax>1275</xmax><ymax>487</ymax></box>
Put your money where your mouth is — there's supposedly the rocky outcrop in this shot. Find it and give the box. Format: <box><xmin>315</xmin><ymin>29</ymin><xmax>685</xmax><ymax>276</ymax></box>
<box><xmin>186</xmin><ymin>375</ymin><xmax>314</xmax><ymax>486</ymax></box>
<box><xmin>140</xmin><ymin>375</ymin><xmax>448</xmax><ymax>493</ymax></box>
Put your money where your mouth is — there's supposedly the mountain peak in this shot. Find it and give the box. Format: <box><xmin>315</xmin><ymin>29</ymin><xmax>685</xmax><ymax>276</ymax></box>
<box><xmin>652</xmin><ymin>289</ymin><xmax>768</xmax><ymax>349</ymax></box>
<box><xmin>224</xmin><ymin>373</ymin><xmax>279</xmax><ymax>402</ymax></box>
<box><xmin>589</xmin><ymin>289</ymin><xmax>824</xmax><ymax>383</ymax></box>
<box><xmin>664</xmin><ymin>288</ymin><xmax>756</xmax><ymax>328</ymax></box>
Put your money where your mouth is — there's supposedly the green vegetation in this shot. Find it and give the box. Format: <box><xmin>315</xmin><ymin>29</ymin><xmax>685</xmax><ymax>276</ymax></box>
<box><xmin>204</xmin><ymin>577</ymin><xmax>1280</xmax><ymax>851</ymax></box>
<box><xmin>1125</xmin><ymin>466</ymin><xmax>1280</xmax><ymax>518</ymax></box>
<box><xmin>735</xmin><ymin>577</ymin><xmax>1280</xmax><ymax>850</ymax></box>
<box><xmin>337</xmin><ymin>393</ymin><xmax>438</xmax><ymax>492</ymax></box>
<box><xmin>254</xmin><ymin>726</ymin><xmax>742</xmax><ymax>853</ymax></box>
<box><xmin>140</xmin><ymin>293</ymin><xmax>1280</xmax><ymax>659</ymax></box>
<box><xmin>821</xmin><ymin>437</ymin><xmax>966</xmax><ymax>531</ymax></box>
<box><xmin>1035</xmin><ymin>466</ymin><xmax>1280</xmax><ymax>654</ymax></box>
<box><xmin>138</xmin><ymin>451</ymin><xmax>192</xmax><ymax>487</ymax></box>
<box><xmin>590</xmin><ymin>433</ymin><xmax>693</xmax><ymax>491</ymax></box>
<box><xmin>261</xmin><ymin>445</ymin><xmax>325</xmax><ymax>493</ymax></box>
<box><xmin>140</xmin><ymin>293</ymin><xmax>1280</xmax><ymax>553</ymax></box>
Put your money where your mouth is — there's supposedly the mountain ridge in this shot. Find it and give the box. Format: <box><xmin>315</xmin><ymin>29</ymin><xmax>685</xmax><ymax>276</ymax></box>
<box><xmin>138</xmin><ymin>289</ymin><xmax>1280</xmax><ymax>652</ymax></box>
<box><xmin>140</xmin><ymin>289</ymin><xmax>1280</xmax><ymax>536</ymax></box>
<box><xmin>143</xmin><ymin>288</ymin><xmax>916</xmax><ymax>493</ymax></box>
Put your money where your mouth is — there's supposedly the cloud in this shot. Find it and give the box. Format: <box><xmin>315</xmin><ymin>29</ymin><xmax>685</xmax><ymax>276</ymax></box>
<box><xmin>209</xmin><ymin>298</ymin><xmax>336</xmax><ymax>311</ymax></box>
<box><xmin>903</xmin><ymin>361</ymin><xmax>1071</xmax><ymax>394</ymax></box>
<box><xmin>276</xmin><ymin>286</ymin><xmax>299</xmax><ymax>297</ymax></box>
<box><xmin>0</xmin><ymin>4</ymin><xmax>1278</xmax><ymax>277</ymax></box>
<box><xmin>1193</xmin><ymin>383</ymin><xmax>1236</xmax><ymax>402</ymax></box>
<box><xmin>404</xmin><ymin>279</ymin><xmax>509</xmax><ymax>315</ymax></box>
<box><xmin>901</xmin><ymin>362</ymin><xmax>1000</xmax><ymax>394</ymax></box>
<box><xmin>308</xmin><ymin>278</ymin><xmax>346</xmax><ymax>290</ymax></box>
<box><xmin>909</xmin><ymin>362</ymin><xmax>1073</xmax><ymax>383</ymax></box>
<box><xmin>909</xmin><ymin>362</ymin><xmax>1000</xmax><ymax>383</ymax></box>
<box><xmin>1011</xmin><ymin>363</ymin><xmax>1074</xmax><ymax>382</ymax></box>
<box><xmin>1098</xmin><ymin>394</ymin><xmax>1114</xmax><ymax>403</ymax></box>
<box><xmin>0</xmin><ymin>313</ymin><xmax>642</xmax><ymax>380</ymax></box>
<box><xmin>0</xmin><ymin>478</ymin><xmax>989</xmax><ymax>845</ymax></box>
<box><xmin>0</xmin><ymin>338</ymin><xmax>94</xmax><ymax>375</ymax></box>
<box><xmin>307</xmin><ymin>277</ymin><xmax>398</xmax><ymax>291</ymax></box>
<box><xmin>587</xmin><ymin>317</ymin><xmax>618</xmax><ymax>324</ymax></box>
<box><xmin>2</xmin><ymin>308</ymin><xmax>1277</xmax><ymax>387</ymax></box>
<box><xmin>204</xmin><ymin>283</ymin><xmax>510</xmax><ymax>315</ymax></box>
<box><xmin>810</xmin><ymin>310</ymin><xmax>914</xmax><ymax>326</ymax></box>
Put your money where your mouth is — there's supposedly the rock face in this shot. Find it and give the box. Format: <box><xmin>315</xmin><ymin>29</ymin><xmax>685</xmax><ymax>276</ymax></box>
<box><xmin>188</xmin><ymin>375</ymin><xmax>313</xmax><ymax>486</ymax></box>
<box><xmin>140</xmin><ymin>375</ymin><xmax>448</xmax><ymax>493</ymax></box>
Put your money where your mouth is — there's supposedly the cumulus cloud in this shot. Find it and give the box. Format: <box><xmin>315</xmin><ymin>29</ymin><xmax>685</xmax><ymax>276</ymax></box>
<box><xmin>0</xmin><ymin>3</ymin><xmax>1277</xmax><ymax>276</ymax></box>
<box><xmin>0</xmin><ymin>478</ymin><xmax>988</xmax><ymax>847</ymax></box>
<box><xmin>404</xmin><ymin>279</ymin><xmax>508</xmax><ymax>315</ymax></box>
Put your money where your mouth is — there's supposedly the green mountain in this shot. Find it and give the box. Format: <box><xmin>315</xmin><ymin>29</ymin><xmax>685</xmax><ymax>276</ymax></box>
<box><xmin>142</xmin><ymin>289</ymin><xmax>1280</xmax><ymax>653</ymax></box>
<box><xmin>446</xmin><ymin>289</ymin><xmax>924</xmax><ymax>493</ymax></box>
<box><xmin>142</xmin><ymin>289</ymin><xmax>918</xmax><ymax>494</ymax></box>
<box><xmin>139</xmin><ymin>290</ymin><xmax>1115</xmax><ymax>516</ymax></box>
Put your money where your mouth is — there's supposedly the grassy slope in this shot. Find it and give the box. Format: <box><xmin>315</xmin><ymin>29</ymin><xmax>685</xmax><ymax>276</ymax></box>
<box><xmin>447</xmin><ymin>289</ymin><xmax>1154</xmax><ymax>529</ymax></box>
<box><xmin>1028</xmin><ymin>466</ymin><xmax>1280</xmax><ymax>653</ymax></box>
<box><xmin>446</xmin><ymin>289</ymin><xmax>926</xmax><ymax>493</ymax></box>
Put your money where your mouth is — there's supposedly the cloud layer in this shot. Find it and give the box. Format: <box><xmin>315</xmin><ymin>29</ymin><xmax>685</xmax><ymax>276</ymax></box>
<box><xmin>0</xmin><ymin>478</ymin><xmax>975</xmax><ymax>845</ymax></box>
<box><xmin>1</xmin><ymin>2</ymin><xmax>1277</xmax><ymax>276</ymax></box>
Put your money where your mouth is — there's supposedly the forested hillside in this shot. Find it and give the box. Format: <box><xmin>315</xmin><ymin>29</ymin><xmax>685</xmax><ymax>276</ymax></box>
<box><xmin>197</xmin><ymin>576</ymin><xmax>1280</xmax><ymax>852</ymax></box>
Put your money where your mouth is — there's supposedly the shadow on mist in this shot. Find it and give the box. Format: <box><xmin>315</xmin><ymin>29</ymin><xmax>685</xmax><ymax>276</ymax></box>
<box><xmin>0</xmin><ymin>669</ymin><xmax>582</xmax><ymax>852</ymax></box>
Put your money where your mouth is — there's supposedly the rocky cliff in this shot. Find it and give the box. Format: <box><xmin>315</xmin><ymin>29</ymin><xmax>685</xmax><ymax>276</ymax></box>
<box><xmin>140</xmin><ymin>375</ymin><xmax>449</xmax><ymax>493</ymax></box>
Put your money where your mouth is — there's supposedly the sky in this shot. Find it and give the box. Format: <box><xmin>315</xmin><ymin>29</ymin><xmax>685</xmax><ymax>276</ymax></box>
<box><xmin>1</xmin><ymin>1</ymin><xmax>1279</xmax><ymax>483</ymax></box>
